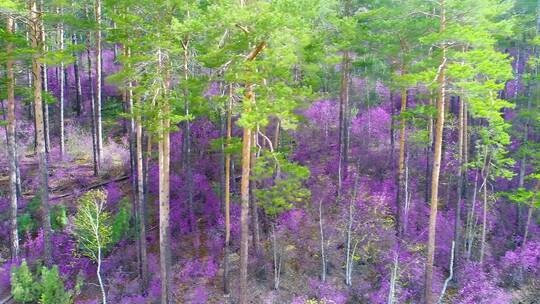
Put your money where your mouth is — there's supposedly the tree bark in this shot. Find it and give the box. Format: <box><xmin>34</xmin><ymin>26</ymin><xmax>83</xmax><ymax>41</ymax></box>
<box><xmin>319</xmin><ymin>199</ymin><xmax>326</xmax><ymax>282</ymax></box>
<box><xmin>135</xmin><ymin>94</ymin><xmax>149</xmax><ymax>292</ymax></box>
<box><xmin>85</xmin><ymin>14</ymin><xmax>100</xmax><ymax>176</ymax></box>
<box><xmin>239</xmin><ymin>41</ymin><xmax>266</xmax><ymax>304</ymax></box>
<box><xmin>40</xmin><ymin>0</ymin><xmax>50</xmax><ymax>154</ymax></box>
<box><xmin>453</xmin><ymin>96</ymin><xmax>465</xmax><ymax>275</ymax></box>
<box><xmin>182</xmin><ymin>38</ymin><xmax>196</xmax><ymax>237</ymax></box>
<box><xmin>251</xmin><ymin>132</ymin><xmax>260</xmax><ymax>255</ymax></box>
<box><xmin>425</xmin><ymin>1</ymin><xmax>446</xmax><ymax>301</ymax></box>
<box><xmin>223</xmin><ymin>84</ymin><xmax>233</xmax><ymax>299</ymax></box>
<box><xmin>396</xmin><ymin>89</ymin><xmax>407</xmax><ymax>237</ymax></box>
<box><xmin>239</xmin><ymin>97</ymin><xmax>253</xmax><ymax>304</ymax></box>
<box><xmin>95</xmin><ymin>0</ymin><xmax>104</xmax><ymax>163</ymax></box>
<box><xmin>72</xmin><ymin>33</ymin><xmax>83</xmax><ymax>116</ymax></box>
<box><xmin>337</xmin><ymin>51</ymin><xmax>350</xmax><ymax>196</ymax></box>
<box><xmin>30</xmin><ymin>0</ymin><xmax>53</xmax><ymax>267</ymax></box>
<box><xmin>6</xmin><ymin>16</ymin><xmax>20</xmax><ymax>261</ymax></box>
<box><xmin>523</xmin><ymin>181</ymin><xmax>540</xmax><ymax>247</ymax></box>
<box><xmin>479</xmin><ymin>149</ymin><xmax>491</xmax><ymax>266</ymax></box>
<box><xmin>158</xmin><ymin>49</ymin><xmax>172</xmax><ymax>304</ymax></box>
<box><xmin>58</xmin><ymin>6</ymin><xmax>65</xmax><ymax>156</ymax></box>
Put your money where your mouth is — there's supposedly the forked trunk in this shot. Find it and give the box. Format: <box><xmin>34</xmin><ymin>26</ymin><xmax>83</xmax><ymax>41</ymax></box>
<box><xmin>425</xmin><ymin>1</ymin><xmax>446</xmax><ymax>300</ymax></box>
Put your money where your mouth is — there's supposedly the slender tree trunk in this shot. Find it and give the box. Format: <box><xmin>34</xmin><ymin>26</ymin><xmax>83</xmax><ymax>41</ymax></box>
<box><xmin>122</xmin><ymin>45</ymin><xmax>148</xmax><ymax>292</ymax></box>
<box><xmin>396</xmin><ymin>89</ymin><xmax>407</xmax><ymax>237</ymax></box>
<box><xmin>72</xmin><ymin>33</ymin><xmax>83</xmax><ymax>116</ymax></box>
<box><xmin>182</xmin><ymin>39</ymin><xmax>196</xmax><ymax>238</ymax></box>
<box><xmin>272</xmin><ymin>223</ymin><xmax>282</xmax><ymax>290</ymax></box>
<box><xmin>319</xmin><ymin>199</ymin><xmax>326</xmax><ymax>282</ymax></box>
<box><xmin>6</xmin><ymin>16</ymin><xmax>20</xmax><ymax>261</ymax></box>
<box><xmin>239</xmin><ymin>41</ymin><xmax>266</xmax><ymax>304</ymax></box>
<box><xmin>453</xmin><ymin>96</ymin><xmax>465</xmax><ymax>275</ymax></box>
<box><xmin>223</xmin><ymin>84</ymin><xmax>233</xmax><ymax>299</ymax></box>
<box><xmin>135</xmin><ymin>96</ymin><xmax>149</xmax><ymax>292</ymax></box>
<box><xmin>251</xmin><ymin>132</ymin><xmax>260</xmax><ymax>255</ymax></box>
<box><xmin>94</xmin><ymin>0</ymin><xmax>104</xmax><ymax>162</ymax></box>
<box><xmin>158</xmin><ymin>50</ymin><xmax>172</xmax><ymax>304</ymax></box>
<box><xmin>425</xmin><ymin>96</ymin><xmax>434</xmax><ymax>203</ymax></box>
<box><xmin>345</xmin><ymin>171</ymin><xmax>360</xmax><ymax>286</ymax></box>
<box><xmin>425</xmin><ymin>2</ymin><xmax>446</xmax><ymax>301</ymax></box>
<box><xmin>97</xmin><ymin>244</ymin><xmax>107</xmax><ymax>304</ymax></box>
<box><xmin>479</xmin><ymin>149</ymin><xmax>491</xmax><ymax>266</ymax></box>
<box><xmin>30</xmin><ymin>0</ymin><xmax>53</xmax><ymax>267</ymax></box>
<box><xmin>58</xmin><ymin>7</ymin><xmax>65</xmax><ymax>156</ymax></box>
<box><xmin>40</xmin><ymin>0</ymin><xmax>50</xmax><ymax>154</ymax></box>
<box><xmin>390</xmin><ymin>91</ymin><xmax>395</xmax><ymax>167</ymax></box>
<box><xmin>85</xmin><ymin>19</ymin><xmax>100</xmax><ymax>176</ymax></box>
<box><xmin>465</xmin><ymin>169</ymin><xmax>479</xmax><ymax>260</ymax></box>
<box><xmin>523</xmin><ymin>181</ymin><xmax>540</xmax><ymax>247</ymax></box>
<box><xmin>239</xmin><ymin>98</ymin><xmax>253</xmax><ymax>304</ymax></box>
<box><xmin>337</xmin><ymin>51</ymin><xmax>350</xmax><ymax>196</ymax></box>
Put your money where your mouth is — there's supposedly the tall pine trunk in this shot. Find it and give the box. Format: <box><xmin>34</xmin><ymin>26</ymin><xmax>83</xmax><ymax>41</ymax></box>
<box><xmin>396</xmin><ymin>88</ymin><xmax>407</xmax><ymax>236</ymax></box>
<box><xmin>85</xmin><ymin>15</ymin><xmax>100</xmax><ymax>176</ymax></box>
<box><xmin>58</xmin><ymin>6</ymin><xmax>65</xmax><ymax>156</ymax></box>
<box><xmin>6</xmin><ymin>16</ymin><xmax>20</xmax><ymax>261</ymax></box>
<box><xmin>479</xmin><ymin>149</ymin><xmax>491</xmax><ymax>266</ymax></box>
<box><xmin>239</xmin><ymin>93</ymin><xmax>253</xmax><ymax>304</ymax></box>
<box><xmin>30</xmin><ymin>0</ymin><xmax>53</xmax><ymax>266</ymax></box>
<box><xmin>453</xmin><ymin>96</ymin><xmax>466</xmax><ymax>275</ymax></box>
<box><xmin>40</xmin><ymin>0</ymin><xmax>50</xmax><ymax>154</ymax></box>
<box><xmin>223</xmin><ymin>84</ymin><xmax>233</xmax><ymax>299</ymax></box>
<box><xmin>251</xmin><ymin>132</ymin><xmax>260</xmax><ymax>255</ymax></box>
<box><xmin>337</xmin><ymin>51</ymin><xmax>350</xmax><ymax>196</ymax></box>
<box><xmin>157</xmin><ymin>49</ymin><xmax>172</xmax><ymax>304</ymax></box>
<box><xmin>239</xmin><ymin>41</ymin><xmax>266</xmax><ymax>304</ymax></box>
<box><xmin>425</xmin><ymin>1</ymin><xmax>446</xmax><ymax>300</ymax></box>
<box><xmin>94</xmin><ymin>0</ymin><xmax>104</xmax><ymax>163</ymax></box>
<box><xmin>72</xmin><ymin>33</ymin><xmax>83</xmax><ymax>116</ymax></box>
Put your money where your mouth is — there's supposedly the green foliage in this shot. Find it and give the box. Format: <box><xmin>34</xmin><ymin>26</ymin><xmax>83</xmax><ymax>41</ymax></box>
<box><xmin>39</xmin><ymin>266</ymin><xmax>72</xmax><ymax>304</ymax></box>
<box><xmin>11</xmin><ymin>260</ymin><xmax>40</xmax><ymax>303</ymax></box>
<box><xmin>10</xmin><ymin>261</ymin><xmax>73</xmax><ymax>304</ymax></box>
<box><xmin>253</xmin><ymin>152</ymin><xmax>311</xmax><ymax>217</ymax></box>
<box><xmin>18</xmin><ymin>195</ymin><xmax>41</xmax><ymax>236</ymax></box>
<box><xmin>51</xmin><ymin>204</ymin><xmax>68</xmax><ymax>230</ymax></box>
<box><xmin>18</xmin><ymin>213</ymin><xmax>35</xmax><ymax>236</ymax></box>
<box><xmin>111</xmin><ymin>199</ymin><xmax>131</xmax><ymax>244</ymax></box>
<box><xmin>72</xmin><ymin>190</ymin><xmax>113</xmax><ymax>261</ymax></box>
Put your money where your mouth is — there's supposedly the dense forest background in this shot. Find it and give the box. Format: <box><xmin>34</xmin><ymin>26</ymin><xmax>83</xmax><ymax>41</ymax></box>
<box><xmin>1</xmin><ymin>0</ymin><xmax>540</xmax><ymax>303</ymax></box>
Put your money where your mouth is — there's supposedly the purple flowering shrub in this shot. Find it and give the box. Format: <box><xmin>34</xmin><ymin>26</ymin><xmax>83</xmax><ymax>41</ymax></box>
<box><xmin>454</xmin><ymin>262</ymin><xmax>511</xmax><ymax>304</ymax></box>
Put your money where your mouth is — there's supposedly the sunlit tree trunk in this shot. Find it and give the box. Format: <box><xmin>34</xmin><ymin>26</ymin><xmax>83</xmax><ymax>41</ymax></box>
<box><xmin>95</xmin><ymin>0</ymin><xmax>104</xmax><ymax>163</ymax></box>
<box><xmin>251</xmin><ymin>132</ymin><xmax>260</xmax><ymax>255</ymax></box>
<box><xmin>6</xmin><ymin>16</ymin><xmax>20</xmax><ymax>261</ymax></box>
<box><xmin>57</xmin><ymin>6</ymin><xmax>66</xmax><ymax>156</ymax></box>
<box><xmin>239</xmin><ymin>93</ymin><xmax>253</xmax><ymax>304</ymax></box>
<box><xmin>182</xmin><ymin>38</ymin><xmax>197</xmax><ymax>240</ymax></box>
<box><xmin>85</xmin><ymin>11</ymin><xmax>100</xmax><ymax>176</ymax></box>
<box><xmin>223</xmin><ymin>84</ymin><xmax>233</xmax><ymax>300</ymax></box>
<box><xmin>157</xmin><ymin>49</ymin><xmax>172</xmax><ymax>304</ymax></box>
<box><xmin>337</xmin><ymin>51</ymin><xmax>350</xmax><ymax>196</ymax></box>
<box><xmin>319</xmin><ymin>199</ymin><xmax>326</xmax><ymax>282</ymax></box>
<box><xmin>239</xmin><ymin>40</ymin><xmax>266</xmax><ymax>304</ymax></box>
<box><xmin>135</xmin><ymin>94</ymin><xmax>149</xmax><ymax>292</ymax></box>
<box><xmin>396</xmin><ymin>88</ymin><xmax>407</xmax><ymax>236</ymax></box>
<box><xmin>40</xmin><ymin>0</ymin><xmax>51</xmax><ymax>154</ymax></box>
<box><xmin>453</xmin><ymin>96</ymin><xmax>466</xmax><ymax>276</ymax></box>
<box><xmin>30</xmin><ymin>0</ymin><xmax>53</xmax><ymax>266</ymax></box>
<box><xmin>425</xmin><ymin>1</ymin><xmax>446</xmax><ymax>301</ymax></box>
<box><xmin>479</xmin><ymin>148</ymin><xmax>491</xmax><ymax>266</ymax></box>
<box><xmin>523</xmin><ymin>181</ymin><xmax>540</xmax><ymax>247</ymax></box>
